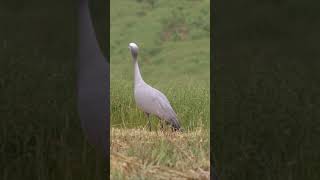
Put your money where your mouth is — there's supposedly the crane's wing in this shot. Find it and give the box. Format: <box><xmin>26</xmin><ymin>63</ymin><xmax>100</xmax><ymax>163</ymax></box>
<box><xmin>151</xmin><ymin>87</ymin><xmax>181</xmax><ymax>130</ymax></box>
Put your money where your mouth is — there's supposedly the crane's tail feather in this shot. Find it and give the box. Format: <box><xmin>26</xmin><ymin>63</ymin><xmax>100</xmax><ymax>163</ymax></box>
<box><xmin>169</xmin><ymin>117</ymin><xmax>181</xmax><ymax>131</ymax></box>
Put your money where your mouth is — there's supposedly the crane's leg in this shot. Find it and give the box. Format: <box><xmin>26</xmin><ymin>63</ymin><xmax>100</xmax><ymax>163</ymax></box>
<box><xmin>156</xmin><ymin>117</ymin><xmax>164</xmax><ymax>132</ymax></box>
<box><xmin>145</xmin><ymin>112</ymin><xmax>151</xmax><ymax>131</ymax></box>
<box><xmin>159</xmin><ymin>120</ymin><xmax>164</xmax><ymax>132</ymax></box>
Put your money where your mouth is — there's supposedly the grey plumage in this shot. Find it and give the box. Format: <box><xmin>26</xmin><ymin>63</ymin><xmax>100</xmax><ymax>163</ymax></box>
<box><xmin>128</xmin><ymin>42</ymin><xmax>181</xmax><ymax>131</ymax></box>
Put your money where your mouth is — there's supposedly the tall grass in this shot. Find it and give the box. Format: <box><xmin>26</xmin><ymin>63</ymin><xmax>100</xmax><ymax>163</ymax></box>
<box><xmin>111</xmin><ymin>79</ymin><xmax>209</xmax><ymax>131</ymax></box>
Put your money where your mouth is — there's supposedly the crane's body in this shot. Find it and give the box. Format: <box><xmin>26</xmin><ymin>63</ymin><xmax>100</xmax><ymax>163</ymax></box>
<box><xmin>128</xmin><ymin>42</ymin><xmax>181</xmax><ymax>131</ymax></box>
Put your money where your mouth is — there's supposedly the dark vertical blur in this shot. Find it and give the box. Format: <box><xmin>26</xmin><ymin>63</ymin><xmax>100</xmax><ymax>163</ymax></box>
<box><xmin>213</xmin><ymin>0</ymin><xmax>320</xmax><ymax>179</ymax></box>
<box><xmin>0</xmin><ymin>0</ymin><xmax>108</xmax><ymax>179</ymax></box>
<box><xmin>89</xmin><ymin>1</ymin><xmax>108</xmax><ymax>60</ymax></box>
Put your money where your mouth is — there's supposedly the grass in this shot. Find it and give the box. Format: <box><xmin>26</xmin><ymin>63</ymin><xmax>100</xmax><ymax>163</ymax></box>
<box><xmin>110</xmin><ymin>128</ymin><xmax>210</xmax><ymax>179</ymax></box>
<box><xmin>111</xmin><ymin>79</ymin><xmax>210</xmax><ymax>130</ymax></box>
<box><xmin>110</xmin><ymin>0</ymin><xmax>210</xmax><ymax>179</ymax></box>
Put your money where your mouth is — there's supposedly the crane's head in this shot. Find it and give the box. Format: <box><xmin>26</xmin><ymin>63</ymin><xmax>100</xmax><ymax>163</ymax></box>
<box><xmin>128</xmin><ymin>42</ymin><xmax>139</xmax><ymax>59</ymax></box>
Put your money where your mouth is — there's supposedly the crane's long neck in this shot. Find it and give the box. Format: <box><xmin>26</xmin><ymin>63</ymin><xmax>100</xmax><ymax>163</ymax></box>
<box><xmin>133</xmin><ymin>58</ymin><xmax>143</xmax><ymax>86</ymax></box>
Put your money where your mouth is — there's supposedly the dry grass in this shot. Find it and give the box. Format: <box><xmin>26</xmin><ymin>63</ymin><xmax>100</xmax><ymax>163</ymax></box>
<box><xmin>111</xmin><ymin>128</ymin><xmax>210</xmax><ymax>180</ymax></box>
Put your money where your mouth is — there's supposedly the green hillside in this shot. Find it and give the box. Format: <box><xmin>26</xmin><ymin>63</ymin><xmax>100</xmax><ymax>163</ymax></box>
<box><xmin>110</xmin><ymin>0</ymin><xmax>210</xmax><ymax>87</ymax></box>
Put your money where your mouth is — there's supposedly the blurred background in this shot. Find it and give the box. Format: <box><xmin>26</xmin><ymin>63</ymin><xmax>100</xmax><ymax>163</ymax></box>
<box><xmin>213</xmin><ymin>0</ymin><xmax>320</xmax><ymax>179</ymax></box>
<box><xmin>0</xmin><ymin>1</ymin><xmax>107</xmax><ymax>179</ymax></box>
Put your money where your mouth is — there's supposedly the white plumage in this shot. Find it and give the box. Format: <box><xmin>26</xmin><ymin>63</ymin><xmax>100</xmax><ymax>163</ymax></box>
<box><xmin>128</xmin><ymin>42</ymin><xmax>181</xmax><ymax>131</ymax></box>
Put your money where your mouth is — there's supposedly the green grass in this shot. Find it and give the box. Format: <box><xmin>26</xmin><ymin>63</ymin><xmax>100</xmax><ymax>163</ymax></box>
<box><xmin>111</xmin><ymin>79</ymin><xmax>210</xmax><ymax>130</ymax></box>
<box><xmin>110</xmin><ymin>0</ymin><xmax>210</xmax><ymax>179</ymax></box>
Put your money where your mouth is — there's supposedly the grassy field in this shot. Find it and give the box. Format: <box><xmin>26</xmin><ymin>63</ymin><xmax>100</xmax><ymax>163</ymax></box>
<box><xmin>110</xmin><ymin>0</ymin><xmax>210</xmax><ymax>179</ymax></box>
<box><xmin>111</xmin><ymin>128</ymin><xmax>209</xmax><ymax>179</ymax></box>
